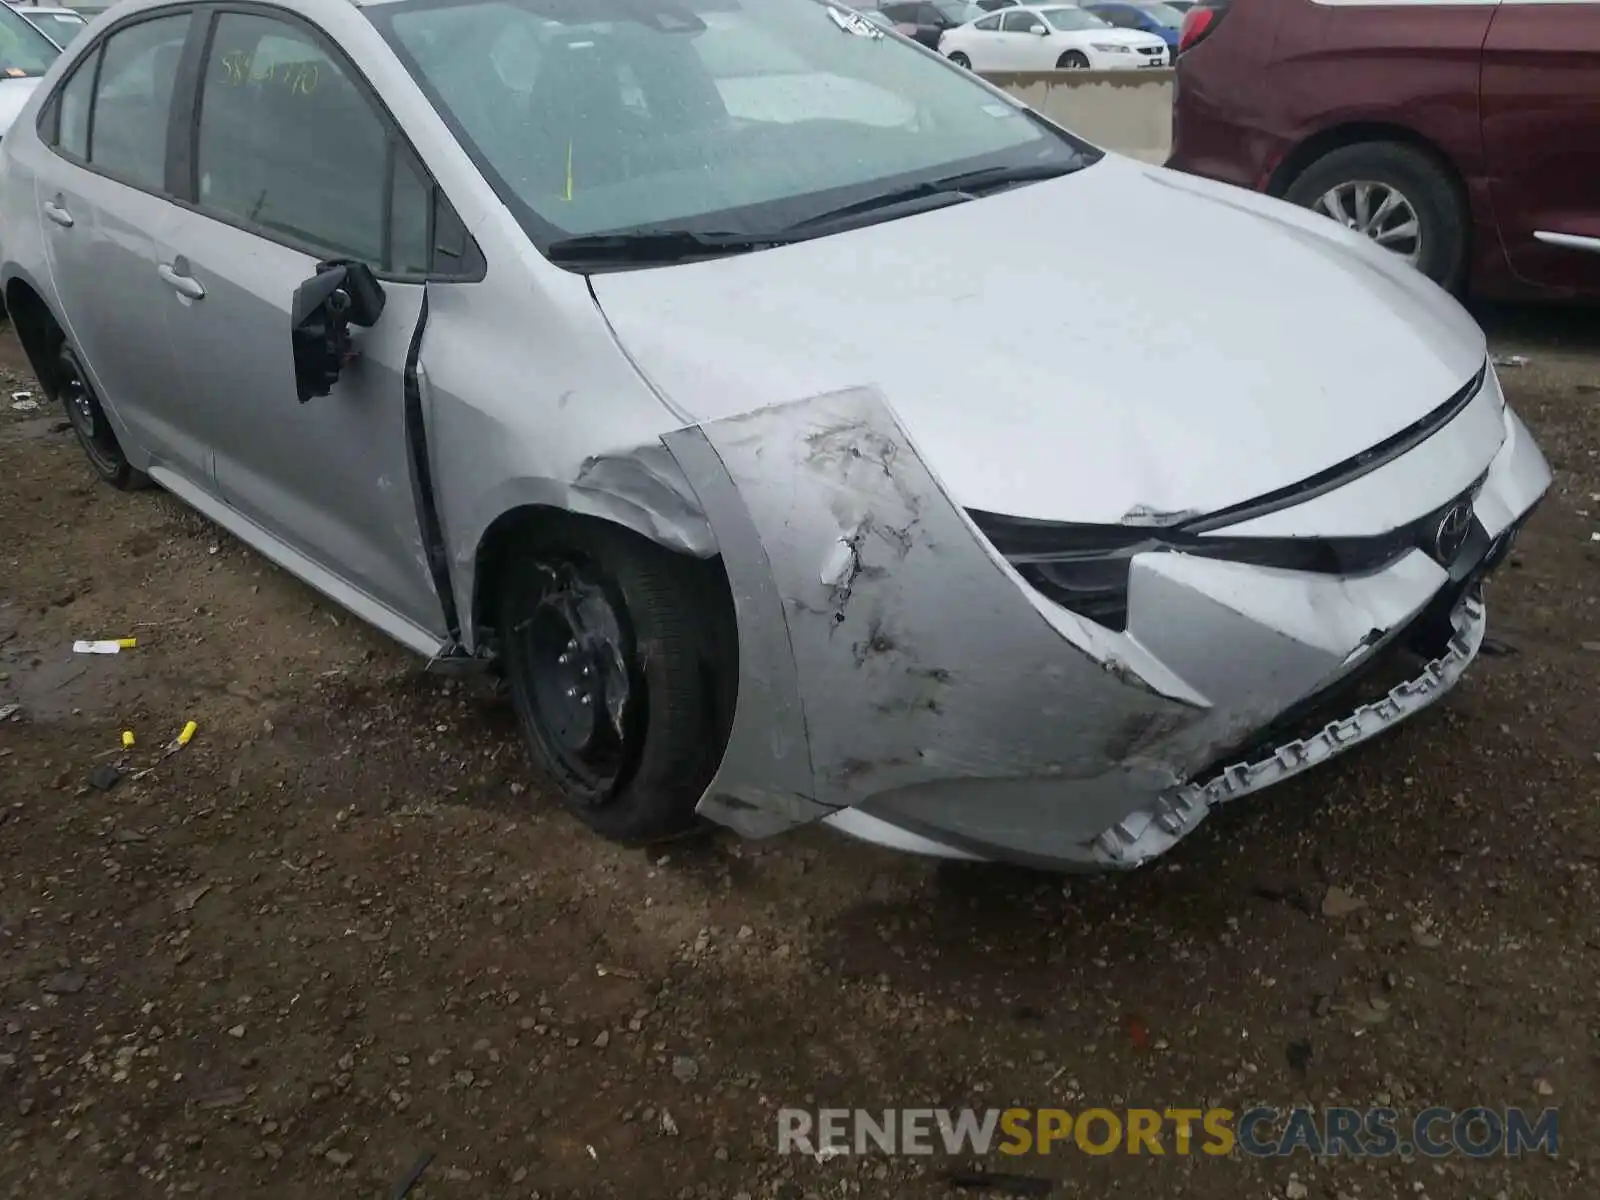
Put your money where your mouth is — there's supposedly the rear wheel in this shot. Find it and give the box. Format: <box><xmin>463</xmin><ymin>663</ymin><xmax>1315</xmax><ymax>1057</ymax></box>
<box><xmin>57</xmin><ymin>346</ymin><xmax>151</xmax><ymax>491</ymax></box>
<box><xmin>1057</xmin><ymin>50</ymin><xmax>1089</xmax><ymax>69</ymax></box>
<box><xmin>948</xmin><ymin>51</ymin><xmax>971</xmax><ymax>68</ymax></box>
<box><xmin>1282</xmin><ymin>141</ymin><xmax>1469</xmax><ymax>293</ymax></box>
<box><xmin>497</xmin><ymin>520</ymin><xmax>735</xmax><ymax>845</ymax></box>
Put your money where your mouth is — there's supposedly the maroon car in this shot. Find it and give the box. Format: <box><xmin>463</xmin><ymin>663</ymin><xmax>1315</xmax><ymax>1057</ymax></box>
<box><xmin>1166</xmin><ymin>0</ymin><xmax>1600</xmax><ymax>299</ymax></box>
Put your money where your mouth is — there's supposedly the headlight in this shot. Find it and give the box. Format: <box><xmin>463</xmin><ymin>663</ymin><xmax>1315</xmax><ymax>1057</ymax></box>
<box><xmin>967</xmin><ymin>510</ymin><xmax>1412</xmax><ymax>631</ymax></box>
<box><xmin>1091</xmin><ymin>42</ymin><xmax>1129</xmax><ymax>51</ymax></box>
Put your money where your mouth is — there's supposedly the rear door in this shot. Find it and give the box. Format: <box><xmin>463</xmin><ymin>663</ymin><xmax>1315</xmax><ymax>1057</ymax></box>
<box><xmin>1481</xmin><ymin>0</ymin><xmax>1600</xmax><ymax>289</ymax></box>
<box><xmin>155</xmin><ymin>7</ymin><xmax>475</xmax><ymax>641</ymax></box>
<box><xmin>31</xmin><ymin>9</ymin><xmax>206</xmax><ymax>483</ymax></box>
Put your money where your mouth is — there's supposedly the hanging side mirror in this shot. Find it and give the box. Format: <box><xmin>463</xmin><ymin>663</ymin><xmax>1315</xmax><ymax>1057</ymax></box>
<box><xmin>290</xmin><ymin>260</ymin><xmax>386</xmax><ymax>403</ymax></box>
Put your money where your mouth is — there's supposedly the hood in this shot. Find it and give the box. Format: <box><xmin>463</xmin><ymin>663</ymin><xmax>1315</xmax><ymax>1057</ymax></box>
<box><xmin>590</xmin><ymin>155</ymin><xmax>1486</xmax><ymax>525</ymax></box>
<box><xmin>0</xmin><ymin>78</ymin><xmax>40</xmax><ymax>137</ymax></box>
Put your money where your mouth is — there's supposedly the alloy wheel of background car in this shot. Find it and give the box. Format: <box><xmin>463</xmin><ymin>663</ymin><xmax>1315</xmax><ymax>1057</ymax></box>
<box><xmin>948</xmin><ymin>51</ymin><xmax>971</xmax><ymax>67</ymax></box>
<box><xmin>1283</xmin><ymin>142</ymin><xmax>1468</xmax><ymax>294</ymax></box>
<box><xmin>55</xmin><ymin>345</ymin><xmax>150</xmax><ymax>491</ymax></box>
<box><xmin>1057</xmin><ymin>51</ymin><xmax>1090</xmax><ymax>68</ymax></box>
<box><xmin>1312</xmin><ymin>181</ymin><xmax>1422</xmax><ymax>266</ymax></box>
<box><xmin>497</xmin><ymin>521</ymin><xmax>735</xmax><ymax>845</ymax></box>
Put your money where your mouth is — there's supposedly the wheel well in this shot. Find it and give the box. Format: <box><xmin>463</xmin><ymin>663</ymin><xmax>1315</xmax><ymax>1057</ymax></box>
<box><xmin>1266</xmin><ymin>122</ymin><xmax>1468</xmax><ymax>206</ymax></box>
<box><xmin>471</xmin><ymin>504</ymin><xmax>736</xmax><ymax>657</ymax></box>
<box><xmin>4</xmin><ymin>280</ymin><xmax>65</xmax><ymax>399</ymax></box>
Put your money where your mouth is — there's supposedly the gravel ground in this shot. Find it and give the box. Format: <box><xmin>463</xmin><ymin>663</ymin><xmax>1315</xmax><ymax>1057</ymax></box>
<box><xmin>1</xmin><ymin>306</ymin><xmax>1597</xmax><ymax>1200</ymax></box>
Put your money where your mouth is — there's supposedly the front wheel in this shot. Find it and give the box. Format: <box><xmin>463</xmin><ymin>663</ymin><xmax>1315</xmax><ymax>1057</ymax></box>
<box><xmin>948</xmin><ymin>51</ymin><xmax>972</xmax><ymax>68</ymax></box>
<box><xmin>498</xmin><ymin>520</ymin><xmax>735</xmax><ymax>845</ymax></box>
<box><xmin>1057</xmin><ymin>51</ymin><xmax>1089</xmax><ymax>69</ymax></box>
<box><xmin>1282</xmin><ymin>141</ymin><xmax>1468</xmax><ymax>293</ymax></box>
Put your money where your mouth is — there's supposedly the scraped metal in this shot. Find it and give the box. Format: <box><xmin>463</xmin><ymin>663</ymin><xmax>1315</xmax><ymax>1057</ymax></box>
<box><xmin>663</xmin><ymin>386</ymin><xmax>1205</xmax><ymax>838</ymax></box>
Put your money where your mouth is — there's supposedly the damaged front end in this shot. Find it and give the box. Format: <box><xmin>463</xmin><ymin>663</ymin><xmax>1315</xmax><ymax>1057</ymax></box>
<box><xmin>660</xmin><ymin>380</ymin><xmax>1550</xmax><ymax>870</ymax></box>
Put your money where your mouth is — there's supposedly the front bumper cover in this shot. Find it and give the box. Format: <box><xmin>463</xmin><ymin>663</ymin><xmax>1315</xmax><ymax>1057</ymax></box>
<box><xmin>661</xmin><ymin>380</ymin><xmax>1550</xmax><ymax>870</ymax></box>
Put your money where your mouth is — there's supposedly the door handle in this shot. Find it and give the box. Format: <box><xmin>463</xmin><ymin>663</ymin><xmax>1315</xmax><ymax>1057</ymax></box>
<box><xmin>158</xmin><ymin>262</ymin><xmax>205</xmax><ymax>300</ymax></box>
<box><xmin>43</xmin><ymin>199</ymin><xmax>73</xmax><ymax>228</ymax></box>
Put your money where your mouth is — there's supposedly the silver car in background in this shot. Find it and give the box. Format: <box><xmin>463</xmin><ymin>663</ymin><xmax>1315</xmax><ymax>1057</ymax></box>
<box><xmin>0</xmin><ymin>0</ymin><xmax>1550</xmax><ymax>870</ymax></box>
<box><xmin>15</xmin><ymin>6</ymin><xmax>92</xmax><ymax>47</ymax></box>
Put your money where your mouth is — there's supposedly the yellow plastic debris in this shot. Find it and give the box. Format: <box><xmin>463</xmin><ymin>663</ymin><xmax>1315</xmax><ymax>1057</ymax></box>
<box><xmin>121</xmin><ymin>730</ymin><xmax>135</xmax><ymax>748</ymax></box>
<box><xmin>116</xmin><ymin>638</ymin><xmax>137</xmax><ymax>649</ymax></box>
<box><xmin>176</xmin><ymin>720</ymin><xmax>198</xmax><ymax>747</ymax></box>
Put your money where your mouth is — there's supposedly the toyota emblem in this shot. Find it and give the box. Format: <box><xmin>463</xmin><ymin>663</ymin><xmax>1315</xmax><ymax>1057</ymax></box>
<box><xmin>1432</xmin><ymin>500</ymin><xmax>1474</xmax><ymax>564</ymax></box>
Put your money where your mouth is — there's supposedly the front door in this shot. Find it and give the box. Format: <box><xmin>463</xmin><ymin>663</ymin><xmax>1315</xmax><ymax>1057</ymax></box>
<box><xmin>1482</xmin><ymin>0</ymin><xmax>1600</xmax><ymax>290</ymax></box>
<box><xmin>156</xmin><ymin>8</ymin><xmax>453</xmax><ymax>639</ymax></box>
<box><xmin>31</xmin><ymin>10</ymin><xmax>207</xmax><ymax>483</ymax></box>
<box><xmin>997</xmin><ymin>9</ymin><xmax>1048</xmax><ymax>67</ymax></box>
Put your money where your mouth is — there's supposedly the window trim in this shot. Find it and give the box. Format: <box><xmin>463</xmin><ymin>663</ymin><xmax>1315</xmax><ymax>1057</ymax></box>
<box><xmin>35</xmin><ymin>0</ymin><xmax>484</xmax><ymax>284</ymax></box>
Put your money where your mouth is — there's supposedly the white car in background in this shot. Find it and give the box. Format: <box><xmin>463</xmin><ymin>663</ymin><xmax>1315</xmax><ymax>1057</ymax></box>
<box><xmin>940</xmin><ymin>4</ymin><xmax>1167</xmax><ymax>70</ymax></box>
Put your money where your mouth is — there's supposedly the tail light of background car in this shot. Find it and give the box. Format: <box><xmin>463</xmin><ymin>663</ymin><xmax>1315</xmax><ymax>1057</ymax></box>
<box><xmin>1177</xmin><ymin>0</ymin><xmax>1228</xmax><ymax>55</ymax></box>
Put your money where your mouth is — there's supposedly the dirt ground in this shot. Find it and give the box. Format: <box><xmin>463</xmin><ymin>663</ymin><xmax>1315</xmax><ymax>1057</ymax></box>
<box><xmin>1</xmin><ymin>305</ymin><xmax>1598</xmax><ymax>1200</ymax></box>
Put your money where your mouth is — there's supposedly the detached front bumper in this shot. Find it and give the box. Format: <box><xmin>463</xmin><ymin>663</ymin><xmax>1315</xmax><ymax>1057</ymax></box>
<box><xmin>662</xmin><ymin>378</ymin><xmax>1550</xmax><ymax>871</ymax></box>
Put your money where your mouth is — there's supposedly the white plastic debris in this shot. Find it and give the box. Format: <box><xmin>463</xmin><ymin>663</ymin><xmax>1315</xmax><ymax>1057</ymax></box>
<box><xmin>73</xmin><ymin>638</ymin><xmax>137</xmax><ymax>654</ymax></box>
<box><xmin>1491</xmin><ymin>354</ymin><xmax>1529</xmax><ymax>368</ymax></box>
<box><xmin>9</xmin><ymin>395</ymin><xmax>37</xmax><ymax>412</ymax></box>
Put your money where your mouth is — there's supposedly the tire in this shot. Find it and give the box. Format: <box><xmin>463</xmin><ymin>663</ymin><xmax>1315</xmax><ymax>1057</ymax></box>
<box><xmin>948</xmin><ymin>51</ymin><xmax>971</xmax><ymax>68</ymax></box>
<box><xmin>56</xmin><ymin>346</ymin><xmax>152</xmax><ymax>491</ymax></box>
<box><xmin>1281</xmin><ymin>141</ymin><xmax>1468</xmax><ymax>293</ymax></box>
<box><xmin>497</xmin><ymin>519</ymin><xmax>735</xmax><ymax>845</ymax></box>
<box><xmin>1057</xmin><ymin>51</ymin><xmax>1089</xmax><ymax>69</ymax></box>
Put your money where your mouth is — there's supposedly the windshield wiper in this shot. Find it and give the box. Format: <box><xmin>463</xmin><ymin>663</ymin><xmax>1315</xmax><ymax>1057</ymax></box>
<box><xmin>784</xmin><ymin>161</ymin><xmax>1080</xmax><ymax>232</ymax></box>
<box><xmin>545</xmin><ymin>228</ymin><xmax>799</xmax><ymax>266</ymax></box>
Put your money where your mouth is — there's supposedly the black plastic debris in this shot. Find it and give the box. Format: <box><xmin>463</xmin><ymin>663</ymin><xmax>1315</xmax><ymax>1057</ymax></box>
<box><xmin>86</xmin><ymin>763</ymin><xmax>122</xmax><ymax>791</ymax></box>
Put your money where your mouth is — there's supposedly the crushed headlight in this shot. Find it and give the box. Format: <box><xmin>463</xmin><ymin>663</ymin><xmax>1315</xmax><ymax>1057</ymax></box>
<box><xmin>967</xmin><ymin>510</ymin><xmax>1424</xmax><ymax>632</ymax></box>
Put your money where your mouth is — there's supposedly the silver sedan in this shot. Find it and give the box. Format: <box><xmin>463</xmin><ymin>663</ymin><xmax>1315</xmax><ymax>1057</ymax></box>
<box><xmin>0</xmin><ymin>0</ymin><xmax>1550</xmax><ymax>870</ymax></box>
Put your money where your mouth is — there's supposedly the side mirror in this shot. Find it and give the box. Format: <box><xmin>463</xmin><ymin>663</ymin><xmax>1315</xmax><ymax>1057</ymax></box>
<box><xmin>290</xmin><ymin>260</ymin><xmax>386</xmax><ymax>404</ymax></box>
<box><xmin>1030</xmin><ymin>22</ymin><xmax>1049</xmax><ymax>33</ymax></box>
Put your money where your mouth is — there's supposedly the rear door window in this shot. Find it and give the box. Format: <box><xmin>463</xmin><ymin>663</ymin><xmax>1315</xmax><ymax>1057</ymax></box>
<box><xmin>86</xmin><ymin>13</ymin><xmax>191</xmax><ymax>190</ymax></box>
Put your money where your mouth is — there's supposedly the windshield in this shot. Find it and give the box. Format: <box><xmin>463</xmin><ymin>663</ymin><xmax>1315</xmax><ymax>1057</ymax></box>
<box><xmin>930</xmin><ymin>0</ymin><xmax>983</xmax><ymax>21</ymax></box>
<box><xmin>1136</xmin><ymin>1</ymin><xmax>1184</xmax><ymax>24</ymax></box>
<box><xmin>369</xmin><ymin>0</ymin><xmax>1094</xmax><ymax>257</ymax></box>
<box><xmin>24</xmin><ymin>12</ymin><xmax>87</xmax><ymax>46</ymax></box>
<box><xmin>1041</xmin><ymin>7</ymin><xmax>1108</xmax><ymax>30</ymax></box>
<box><xmin>0</xmin><ymin>3</ymin><xmax>63</xmax><ymax>75</ymax></box>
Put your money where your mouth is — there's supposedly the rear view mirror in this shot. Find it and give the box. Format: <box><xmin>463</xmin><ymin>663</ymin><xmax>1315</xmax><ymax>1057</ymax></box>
<box><xmin>290</xmin><ymin>261</ymin><xmax>386</xmax><ymax>403</ymax></box>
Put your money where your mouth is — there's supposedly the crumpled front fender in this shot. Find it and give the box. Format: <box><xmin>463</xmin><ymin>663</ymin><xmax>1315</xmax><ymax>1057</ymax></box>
<box><xmin>661</xmin><ymin>386</ymin><xmax>1208</xmax><ymax>841</ymax></box>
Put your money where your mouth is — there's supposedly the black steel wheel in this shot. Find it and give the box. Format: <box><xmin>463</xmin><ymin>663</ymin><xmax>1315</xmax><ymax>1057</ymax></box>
<box><xmin>513</xmin><ymin>558</ymin><xmax>639</xmax><ymax>797</ymax></box>
<box><xmin>57</xmin><ymin>346</ymin><xmax>150</xmax><ymax>490</ymax></box>
<box><xmin>498</xmin><ymin>520</ymin><xmax>736</xmax><ymax>844</ymax></box>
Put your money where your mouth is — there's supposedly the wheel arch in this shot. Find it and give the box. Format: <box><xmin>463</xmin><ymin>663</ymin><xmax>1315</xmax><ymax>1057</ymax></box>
<box><xmin>1266</xmin><ymin>122</ymin><xmax>1469</xmax><ymax>208</ymax></box>
<box><xmin>1266</xmin><ymin>123</ymin><xmax>1474</xmax><ymax>288</ymax></box>
<box><xmin>4</xmin><ymin>275</ymin><xmax>66</xmax><ymax>399</ymax></box>
<box><xmin>466</xmin><ymin>500</ymin><xmax>733</xmax><ymax>661</ymax></box>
